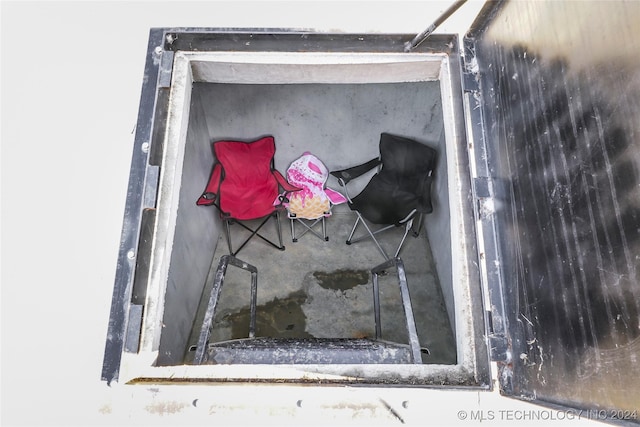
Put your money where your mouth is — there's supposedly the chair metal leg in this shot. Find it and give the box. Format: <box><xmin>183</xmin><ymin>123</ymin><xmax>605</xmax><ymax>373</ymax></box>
<box><xmin>224</xmin><ymin>219</ymin><xmax>234</xmax><ymax>254</ymax></box>
<box><xmin>346</xmin><ymin>214</ymin><xmax>361</xmax><ymax>244</ymax></box>
<box><xmin>361</xmin><ymin>218</ymin><xmax>390</xmax><ymax>260</ymax></box>
<box><xmin>347</xmin><ymin>212</ymin><xmax>389</xmax><ymax>260</ymax></box>
<box><xmin>290</xmin><ymin>218</ymin><xmax>297</xmax><ymax>242</ymax></box>
<box><xmin>322</xmin><ymin>216</ymin><xmax>328</xmax><ymax>241</ymax></box>
<box><xmin>224</xmin><ymin>212</ymin><xmax>286</xmax><ymax>256</ymax></box>
<box><xmin>411</xmin><ymin>213</ymin><xmax>424</xmax><ymax>237</ymax></box>
<box><xmin>348</xmin><ymin>224</ymin><xmax>395</xmax><ymax>245</ymax></box>
<box><xmin>291</xmin><ymin>216</ymin><xmax>328</xmax><ymax>242</ymax></box>
<box><xmin>231</xmin><ymin>216</ymin><xmax>271</xmax><ymax>255</ymax></box>
<box><xmin>275</xmin><ymin>211</ymin><xmax>284</xmax><ymax>250</ymax></box>
<box><xmin>346</xmin><ymin>212</ymin><xmax>420</xmax><ymax>260</ymax></box>
<box><xmin>394</xmin><ymin>218</ymin><xmax>414</xmax><ymax>258</ymax></box>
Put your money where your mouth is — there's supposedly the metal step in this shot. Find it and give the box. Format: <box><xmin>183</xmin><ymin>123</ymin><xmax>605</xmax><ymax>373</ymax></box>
<box><xmin>204</xmin><ymin>337</ymin><xmax>423</xmax><ymax>364</ymax></box>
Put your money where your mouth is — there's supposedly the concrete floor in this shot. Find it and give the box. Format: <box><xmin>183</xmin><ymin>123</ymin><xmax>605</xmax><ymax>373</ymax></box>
<box><xmin>186</xmin><ymin>206</ymin><xmax>457</xmax><ymax>365</ymax></box>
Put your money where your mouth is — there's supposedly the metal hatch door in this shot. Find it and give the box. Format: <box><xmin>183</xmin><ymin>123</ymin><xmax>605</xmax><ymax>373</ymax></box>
<box><xmin>463</xmin><ymin>0</ymin><xmax>640</xmax><ymax>421</ymax></box>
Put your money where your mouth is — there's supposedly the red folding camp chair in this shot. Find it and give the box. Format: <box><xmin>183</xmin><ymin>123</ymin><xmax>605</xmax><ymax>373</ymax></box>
<box><xmin>196</xmin><ymin>136</ymin><xmax>300</xmax><ymax>256</ymax></box>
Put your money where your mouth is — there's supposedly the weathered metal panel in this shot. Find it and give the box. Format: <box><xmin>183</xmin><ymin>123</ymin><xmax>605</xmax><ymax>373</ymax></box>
<box><xmin>466</xmin><ymin>0</ymin><xmax>640</xmax><ymax>418</ymax></box>
<box><xmin>101</xmin><ymin>28</ymin><xmax>166</xmax><ymax>384</ymax></box>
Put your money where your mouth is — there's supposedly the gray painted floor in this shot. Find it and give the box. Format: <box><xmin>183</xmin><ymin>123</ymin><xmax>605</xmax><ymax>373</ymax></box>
<box><xmin>186</xmin><ymin>208</ymin><xmax>456</xmax><ymax>364</ymax></box>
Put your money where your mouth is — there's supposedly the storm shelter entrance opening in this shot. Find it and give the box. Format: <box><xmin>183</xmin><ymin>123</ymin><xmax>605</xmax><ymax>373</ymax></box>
<box><xmin>182</xmin><ymin>80</ymin><xmax>454</xmax><ymax>365</ymax></box>
<box><xmin>140</xmin><ymin>51</ymin><xmax>485</xmax><ymax>385</ymax></box>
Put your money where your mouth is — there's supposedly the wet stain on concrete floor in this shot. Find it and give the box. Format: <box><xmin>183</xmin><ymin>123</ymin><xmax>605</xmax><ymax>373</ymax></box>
<box><xmin>313</xmin><ymin>269</ymin><xmax>369</xmax><ymax>292</ymax></box>
<box><xmin>222</xmin><ymin>291</ymin><xmax>315</xmax><ymax>339</ymax></box>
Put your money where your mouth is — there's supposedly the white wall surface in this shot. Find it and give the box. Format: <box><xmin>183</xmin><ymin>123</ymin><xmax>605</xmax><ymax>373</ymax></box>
<box><xmin>1</xmin><ymin>1</ymin><xmax>605</xmax><ymax>426</ymax></box>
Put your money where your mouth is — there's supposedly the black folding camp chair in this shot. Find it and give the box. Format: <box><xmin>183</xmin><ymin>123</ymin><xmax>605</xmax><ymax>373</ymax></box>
<box><xmin>330</xmin><ymin>133</ymin><xmax>437</xmax><ymax>260</ymax></box>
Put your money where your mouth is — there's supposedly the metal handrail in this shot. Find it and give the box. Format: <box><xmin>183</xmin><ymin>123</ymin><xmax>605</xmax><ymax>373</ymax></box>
<box><xmin>372</xmin><ymin>257</ymin><xmax>423</xmax><ymax>364</ymax></box>
<box><xmin>193</xmin><ymin>255</ymin><xmax>258</xmax><ymax>364</ymax></box>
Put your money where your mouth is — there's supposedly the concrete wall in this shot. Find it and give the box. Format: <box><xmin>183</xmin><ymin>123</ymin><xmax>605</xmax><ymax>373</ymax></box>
<box><xmin>195</xmin><ymin>80</ymin><xmax>453</xmax><ymax>329</ymax></box>
<box><xmin>421</xmin><ymin>127</ymin><xmax>453</xmax><ymax>332</ymax></box>
<box><xmin>157</xmin><ymin>87</ymin><xmax>223</xmax><ymax>364</ymax></box>
<box><xmin>196</xmin><ymin>82</ymin><xmax>445</xmax><ymax>177</ymax></box>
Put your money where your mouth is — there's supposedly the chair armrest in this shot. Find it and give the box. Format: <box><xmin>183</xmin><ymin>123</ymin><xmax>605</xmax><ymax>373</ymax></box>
<box><xmin>196</xmin><ymin>163</ymin><xmax>223</xmax><ymax>206</ymax></box>
<box><xmin>272</xmin><ymin>170</ymin><xmax>302</xmax><ymax>208</ymax></box>
<box><xmin>197</xmin><ymin>192</ymin><xmax>217</xmax><ymax>205</ymax></box>
<box><xmin>330</xmin><ymin>157</ymin><xmax>381</xmax><ymax>185</ymax></box>
<box><xmin>273</xmin><ymin>170</ymin><xmax>302</xmax><ymax>193</ymax></box>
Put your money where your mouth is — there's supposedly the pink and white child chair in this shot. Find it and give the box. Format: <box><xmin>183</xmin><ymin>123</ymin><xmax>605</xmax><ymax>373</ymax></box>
<box><xmin>280</xmin><ymin>152</ymin><xmax>347</xmax><ymax>242</ymax></box>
